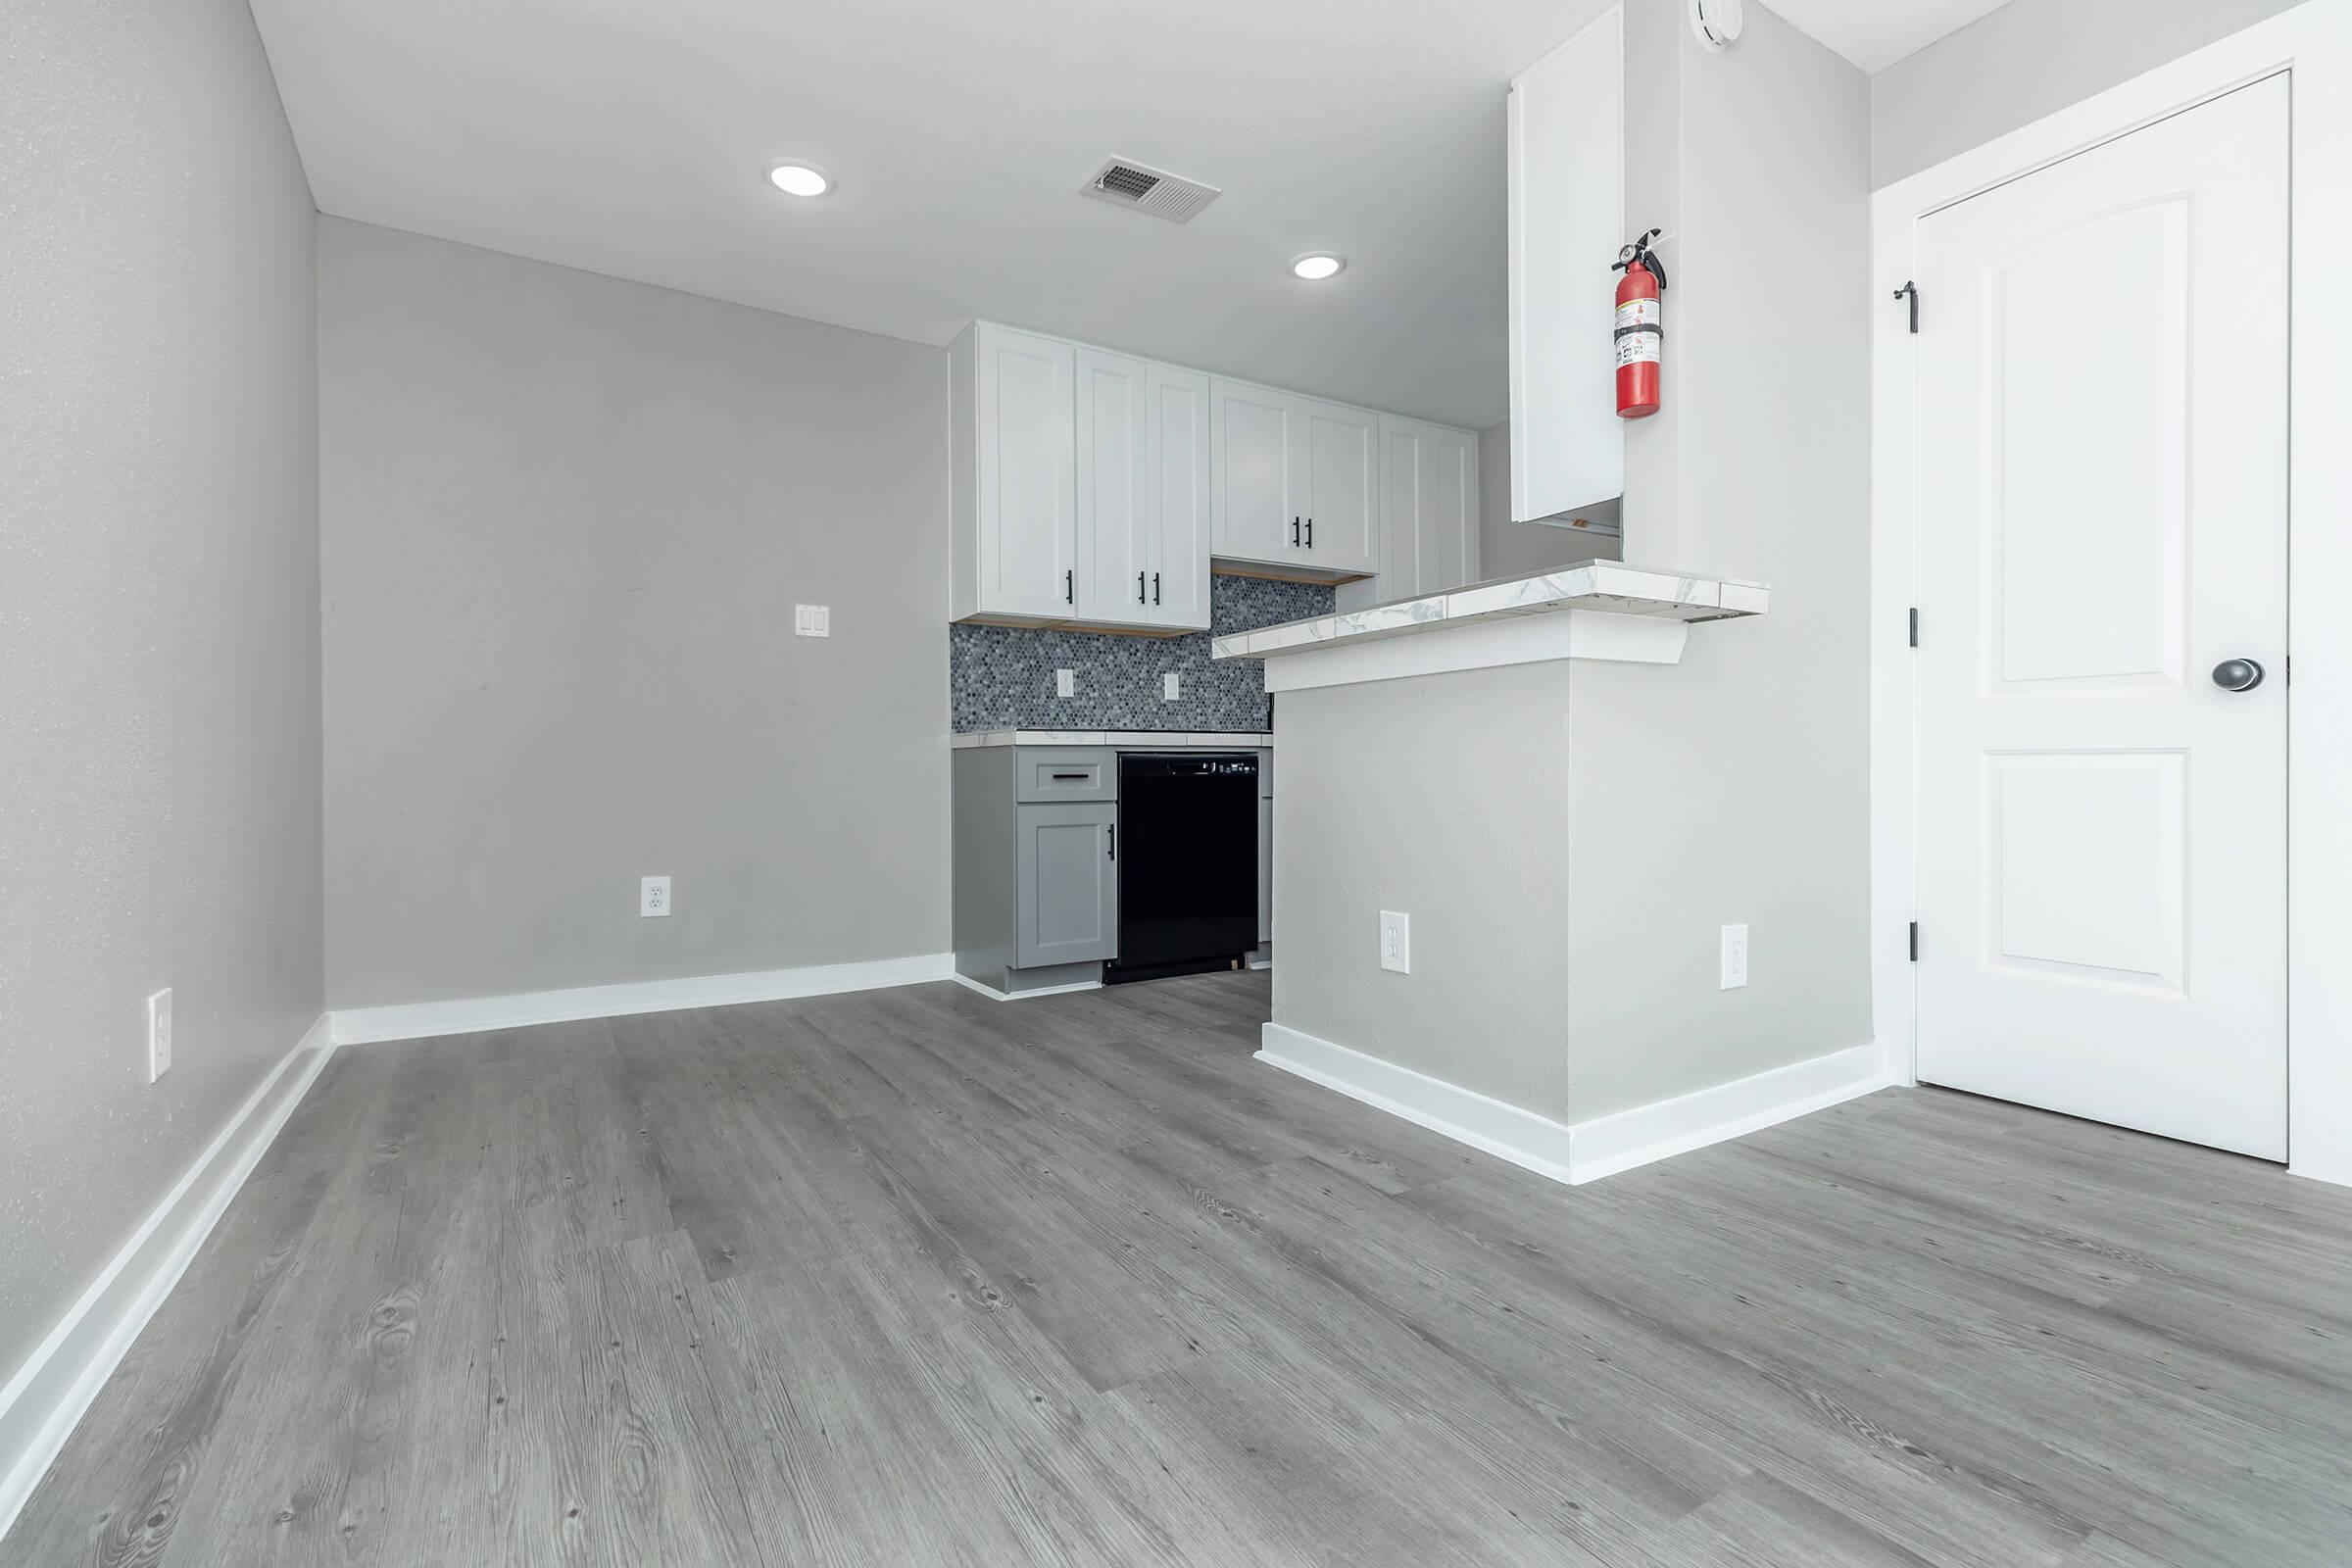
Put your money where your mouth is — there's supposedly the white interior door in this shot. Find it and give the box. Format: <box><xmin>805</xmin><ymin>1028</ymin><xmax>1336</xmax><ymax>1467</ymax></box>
<box><xmin>1913</xmin><ymin>77</ymin><xmax>2287</xmax><ymax>1158</ymax></box>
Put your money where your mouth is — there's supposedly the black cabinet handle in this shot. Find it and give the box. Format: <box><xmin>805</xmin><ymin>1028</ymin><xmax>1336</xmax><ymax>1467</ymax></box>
<box><xmin>1064</xmin><ymin>569</ymin><xmax>1073</xmax><ymax>604</ymax></box>
<box><xmin>1305</xmin><ymin>516</ymin><xmax>1313</xmax><ymax>549</ymax></box>
<box><xmin>1137</xmin><ymin>569</ymin><xmax>1146</xmax><ymax>604</ymax></box>
<box><xmin>1051</xmin><ymin>771</ymin><xmax>1090</xmax><ymax>780</ymax></box>
<box><xmin>1152</xmin><ymin>571</ymin><xmax>1161</xmax><ymax>605</ymax></box>
<box><xmin>1292</xmin><ymin>515</ymin><xmax>1300</xmax><ymax>546</ymax></box>
<box><xmin>1107</xmin><ymin>823</ymin><xmax>1116</xmax><ymax>859</ymax></box>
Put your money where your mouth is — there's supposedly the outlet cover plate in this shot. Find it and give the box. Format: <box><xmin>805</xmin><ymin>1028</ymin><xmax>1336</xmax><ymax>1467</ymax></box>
<box><xmin>641</xmin><ymin>875</ymin><xmax>672</xmax><ymax>917</ymax></box>
<box><xmin>1163</xmin><ymin>672</ymin><xmax>1181</xmax><ymax>701</ymax></box>
<box><xmin>147</xmin><ymin>988</ymin><xmax>172</xmax><ymax>1081</ymax></box>
<box><xmin>1380</xmin><ymin>910</ymin><xmax>1410</xmax><ymax>974</ymax></box>
<box><xmin>1720</xmin><ymin>923</ymin><xmax>1748</xmax><ymax>990</ymax></box>
<box><xmin>1056</xmin><ymin>668</ymin><xmax>1076</xmax><ymax>699</ymax></box>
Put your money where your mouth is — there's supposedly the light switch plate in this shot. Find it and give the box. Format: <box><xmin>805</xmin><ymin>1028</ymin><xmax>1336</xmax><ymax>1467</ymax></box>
<box><xmin>1720</xmin><ymin>923</ymin><xmax>1748</xmax><ymax>990</ymax></box>
<box><xmin>1162</xmin><ymin>672</ymin><xmax>1181</xmax><ymax>701</ymax></box>
<box><xmin>1056</xmin><ymin>668</ymin><xmax>1076</xmax><ymax>699</ymax></box>
<box><xmin>794</xmin><ymin>605</ymin><xmax>830</xmax><ymax>637</ymax></box>
<box><xmin>641</xmin><ymin>875</ymin><xmax>672</xmax><ymax>917</ymax></box>
<box><xmin>1379</xmin><ymin>910</ymin><xmax>1410</xmax><ymax>974</ymax></box>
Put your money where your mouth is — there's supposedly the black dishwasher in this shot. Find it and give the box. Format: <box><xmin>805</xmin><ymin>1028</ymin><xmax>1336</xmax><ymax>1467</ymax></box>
<box><xmin>1104</xmin><ymin>753</ymin><xmax>1259</xmax><ymax>985</ymax></box>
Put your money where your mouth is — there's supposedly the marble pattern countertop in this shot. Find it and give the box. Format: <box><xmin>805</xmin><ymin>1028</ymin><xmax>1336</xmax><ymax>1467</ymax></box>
<box><xmin>1211</xmin><ymin>561</ymin><xmax>1768</xmax><ymax>661</ymax></box>
<box><xmin>951</xmin><ymin>730</ymin><xmax>1274</xmax><ymax>749</ymax></box>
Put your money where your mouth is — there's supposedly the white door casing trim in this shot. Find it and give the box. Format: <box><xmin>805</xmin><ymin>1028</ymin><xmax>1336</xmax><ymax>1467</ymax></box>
<box><xmin>1870</xmin><ymin>0</ymin><xmax>2352</xmax><ymax>1185</ymax></box>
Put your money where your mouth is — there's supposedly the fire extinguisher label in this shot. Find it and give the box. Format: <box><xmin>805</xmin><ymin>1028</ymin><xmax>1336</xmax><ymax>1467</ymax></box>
<box><xmin>1614</xmin><ymin>297</ymin><xmax>1662</xmax><ymax>368</ymax></box>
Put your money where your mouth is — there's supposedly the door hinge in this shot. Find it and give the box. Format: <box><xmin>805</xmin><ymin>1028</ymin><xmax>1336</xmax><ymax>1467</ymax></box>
<box><xmin>1908</xmin><ymin>922</ymin><xmax>1919</xmax><ymax>962</ymax></box>
<box><xmin>1893</xmin><ymin>280</ymin><xmax>1920</xmax><ymax>333</ymax></box>
<box><xmin>1908</xmin><ymin>607</ymin><xmax>1919</xmax><ymax>648</ymax></box>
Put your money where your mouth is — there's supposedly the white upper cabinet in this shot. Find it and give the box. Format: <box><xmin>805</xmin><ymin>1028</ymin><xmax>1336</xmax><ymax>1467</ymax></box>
<box><xmin>955</xmin><ymin>325</ymin><xmax>1391</xmax><ymax>627</ymax></box>
<box><xmin>953</xmin><ymin>323</ymin><xmax>1077</xmax><ymax>620</ymax></box>
<box><xmin>1210</xmin><ymin>380</ymin><xmax>1381</xmax><ymax>577</ymax></box>
<box><xmin>1074</xmin><ymin>348</ymin><xmax>1153</xmax><ymax>623</ymax></box>
<box><xmin>1338</xmin><ymin>416</ymin><xmax>1482</xmax><ymax>611</ymax></box>
<box><xmin>1209</xmin><ymin>379</ymin><xmax>1301</xmax><ymax>564</ymax></box>
<box><xmin>1149</xmin><ymin>365</ymin><xmax>1212</xmax><ymax>630</ymax></box>
<box><xmin>1297</xmin><ymin>397</ymin><xmax>1380</xmax><ymax>575</ymax></box>
<box><xmin>1508</xmin><ymin>5</ymin><xmax>1624</xmax><ymax>523</ymax></box>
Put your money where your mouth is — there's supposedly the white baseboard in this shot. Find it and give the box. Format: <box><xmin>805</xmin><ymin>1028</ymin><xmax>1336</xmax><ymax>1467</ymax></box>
<box><xmin>1256</xmin><ymin>1023</ymin><xmax>1890</xmax><ymax>1187</ymax></box>
<box><xmin>1257</xmin><ymin>1024</ymin><xmax>1580</xmax><ymax>1183</ymax></box>
<box><xmin>329</xmin><ymin>953</ymin><xmax>956</xmax><ymax>1045</ymax></box>
<box><xmin>945</xmin><ymin>971</ymin><xmax>1102</xmax><ymax>1004</ymax></box>
<box><xmin>1564</xmin><ymin>1042</ymin><xmax>1895</xmax><ymax>1183</ymax></box>
<box><xmin>0</xmin><ymin>1013</ymin><xmax>337</xmax><ymax>1543</ymax></box>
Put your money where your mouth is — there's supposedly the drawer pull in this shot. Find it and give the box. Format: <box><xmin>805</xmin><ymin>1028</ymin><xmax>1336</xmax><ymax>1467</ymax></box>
<box><xmin>1051</xmin><ymin>771</ymin><xmax>1091</xmax><ymax>781</ymax></box>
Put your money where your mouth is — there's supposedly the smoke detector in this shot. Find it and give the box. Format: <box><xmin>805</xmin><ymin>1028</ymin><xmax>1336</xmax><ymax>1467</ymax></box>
<box><xmin>1690</xmin><ymin>0</ymin><xmax>1744</xmax><ymax>51</ymax></box>
<box><xmin>1081</xmin><ymin>158</ymin><xmax>1221</xmax><ymax>223</ymax></box>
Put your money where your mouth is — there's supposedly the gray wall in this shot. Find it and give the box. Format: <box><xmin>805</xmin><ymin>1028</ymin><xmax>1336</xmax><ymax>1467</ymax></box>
<box><xmin>319</xmin><ymin>220</ymin><xmax>952</xmax><ymax>1007</ymax></box>
<box><xmin>1477</xmin><ymin>422</ymin><xmax>1621</xmax><ymax>578</ymax></box>
<box><xmin>1562</xmin><ymin>0</ymin><xmax>1873</xmax><ymax>1119</ymax></box>
<box><xmin>0</xmin><ymin>0</ymin><xmax>322</xmax><ymax>1378</ymax></box>
<box><xmin>1273</xmin><ymin>663</ymin><xmax>1574</xmax><ymax>1114</ymax></box>
<box><xmin>1872</xmin><ymin>0</ymin><xmax>2302</xmax><ymax>186</ymax></box>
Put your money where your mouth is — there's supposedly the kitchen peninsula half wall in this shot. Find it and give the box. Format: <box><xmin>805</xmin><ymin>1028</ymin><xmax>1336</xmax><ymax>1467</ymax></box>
<box><xmin>1219</xmin><ymin>564</ymin><xmax>1891</xmax><ymax>1184</ymax></box>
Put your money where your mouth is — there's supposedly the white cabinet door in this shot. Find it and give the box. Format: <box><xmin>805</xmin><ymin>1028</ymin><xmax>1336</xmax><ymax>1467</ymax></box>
<box><xmin>1149</xmin><ymin>365</ymin><xmax>1212</xmax><ymax>629</ymax></box>
<box><xmin>1508</xmin><ymin>6</ymin><xmax>1623</xmax><ymax>522</ymax></box>
<box><xmin>975</xmin><ymin>324</ymin><xmax>1077</xmax><ymax>617</ymax></box>
<box><xmin>1368</xmin><ymin>416</ymin><xmax>1479</xmax><ymax>601</ymax></box>
<box><xmin>1409</xmin><ymin>419</ymin><xmax>1479</xmax><ymax>592</ymax></box>
<box><xmin>1074</xmin><ymin>348</ymin><xmax>1153</xmax><ymax>624</ymax></box>
<box><xmin>1296</xmin><ymin>397</ymin><xmax>1379</xmax><ymax>574</ymax></box>
<box><xmin>1210</xmin><ymin>378</ymin><xmax>1301</xmax><ymax>564</ymax></box>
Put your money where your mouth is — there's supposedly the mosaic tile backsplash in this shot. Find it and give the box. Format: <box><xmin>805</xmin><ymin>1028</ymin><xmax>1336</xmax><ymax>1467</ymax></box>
<box><xmin>951</xmin><ymin>575</ymin><xmax>1333</xmax><ymax>732</ymax></box>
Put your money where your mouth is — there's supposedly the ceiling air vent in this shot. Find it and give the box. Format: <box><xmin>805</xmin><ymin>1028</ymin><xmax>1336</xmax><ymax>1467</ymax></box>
<box><xmin>1082</xmin><ymin>158</ymin><xmax>1221</xmax><ymax>223</ymax></box>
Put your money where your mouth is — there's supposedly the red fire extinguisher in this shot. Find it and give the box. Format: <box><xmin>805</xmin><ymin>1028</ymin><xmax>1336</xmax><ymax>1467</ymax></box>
<box><xmin>1612</xmin><ymin>228</ymin><xmax>1666</xmax><ymax>419</ymax></box>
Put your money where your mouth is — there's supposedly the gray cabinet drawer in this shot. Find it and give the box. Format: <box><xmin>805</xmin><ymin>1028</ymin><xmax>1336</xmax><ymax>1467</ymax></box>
<box><xmin>1017</xmin><ymin>802</ymin><xmax>1120</xmax><ymax>966</ymax></box>
<box><xmin>1015</xmin><ymin>748</ymin><xmax>1118</xmax><ymax>804</ymax></box>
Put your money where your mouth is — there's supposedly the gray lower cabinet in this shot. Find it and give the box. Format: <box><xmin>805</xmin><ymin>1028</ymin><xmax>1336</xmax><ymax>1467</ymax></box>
<box><xmin>1017</xmin><ymin>802</ymin><xmax>1119</xmax><ymax>966</ymax></box>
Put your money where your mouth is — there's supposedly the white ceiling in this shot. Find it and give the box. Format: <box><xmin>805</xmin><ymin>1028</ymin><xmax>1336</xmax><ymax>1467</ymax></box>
<box><xmin>247</xmin><ymin>0</ymin><xmax>2005</xmax><ymax>431</ymax></box>
<box><xmin>1768</xmin><ymin>0</ymin><xmax>2012</xmax><ymax>73</ymax></box>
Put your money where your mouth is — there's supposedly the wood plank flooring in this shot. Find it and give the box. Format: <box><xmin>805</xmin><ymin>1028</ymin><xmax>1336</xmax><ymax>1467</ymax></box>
<box><xmin>8</xmin><ymin>970</ymin><xmax>2351</xmax><ymax>1566</ymax></box>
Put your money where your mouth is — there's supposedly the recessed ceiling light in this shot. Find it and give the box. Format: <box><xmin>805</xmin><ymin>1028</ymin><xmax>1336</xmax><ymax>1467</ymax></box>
<box><xmin>1291</xmin><ymin>252</ymin><xmax>1346</xmax><ymax>281</ymax></box>
<box><xmin>767</xmin><ymin>162</ymin><xmax>831</xmax><ymax>198</ymax></box>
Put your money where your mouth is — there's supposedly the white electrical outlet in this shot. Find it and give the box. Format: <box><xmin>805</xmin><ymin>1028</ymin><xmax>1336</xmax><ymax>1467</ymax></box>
<box><xmin>1162</xmin><ymin>672</ymin><xmax>1181</xmax><ymax>701</ymax></box>
<box><xmin>794</xmin><ymin>605</ymin><xmax>830</xmax><ymax>637</ymax></box>
<box><xmin>641</xmin><ymin>875</ymin><xmax>672</xmax><ymax>917</ymax></box>
<box><xmin>1056</xmin><ymin>668</ymin><xmax>1076</xmax><ymax>699</ymax></box>
<box><xmin>1379</xmin><ymin>910</ymin><xmax>1411</xmax><ymax>974</ymax></box>
<box><xmin>147</xmin><ymin>988</ymin><xmax>172</xmax><ymax>1082</ymax></box>
<box><xmin>1720</xmin><ymin>923</ymin><xmax>1749</xmax><ymax>990</ymax></box>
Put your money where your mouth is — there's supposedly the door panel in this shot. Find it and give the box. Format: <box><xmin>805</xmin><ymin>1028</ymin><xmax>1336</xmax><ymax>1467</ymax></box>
<box><xmin>1913</xmin><ymin>78</ymin><xmax>2287</xmax><ymax>1158</ymax></box>
<box><xmin>1017</xmin><ymin>803</ymin><xmax>1118</xmax><ymax>967</ymax></box>
<box><xmin>1298</xmin><ymin>397</ymin><xmax>1379</xmax><ymax>573</ymax></box>
<box><xmin>1151</xmin><ymin>366</ymin><xmax>1212</xmax><ymax>629</ymax></box>
<box><xmin>1210</xmin><ymin>380</ymin><xmax>1298</xmax><ymax>564</ymax></box>
<box><xmin>1074</xmin><ymin>348</ymin><xmax>1152</xmax><ymax>624</ymax></box>
<box><xmin>976</xmin><ymin>326</ymin><xmax>1076</xmax><ymax>618</ymax></box>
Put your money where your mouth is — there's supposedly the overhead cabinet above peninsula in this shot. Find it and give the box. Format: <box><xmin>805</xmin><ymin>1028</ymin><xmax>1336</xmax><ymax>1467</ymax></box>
<box><xmin>949</xmin><ymin>321</ymin><xmax>1479</xmax><ymax>630</ymax></box>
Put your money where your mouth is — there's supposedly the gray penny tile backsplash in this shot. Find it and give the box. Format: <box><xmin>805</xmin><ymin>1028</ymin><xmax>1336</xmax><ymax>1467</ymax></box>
<box><xmin>951</xmin><ymin>575</ymin><xmax>1333</xmax><ymax>732</ymax></box>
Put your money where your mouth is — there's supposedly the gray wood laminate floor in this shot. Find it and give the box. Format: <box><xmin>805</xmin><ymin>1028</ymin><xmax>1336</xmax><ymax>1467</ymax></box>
<box><xmin>9</xmin><ymin>971</ymin><xmax>2352</xmax><ymax>1566</ymax></box>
